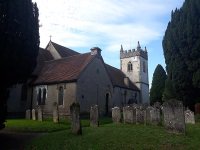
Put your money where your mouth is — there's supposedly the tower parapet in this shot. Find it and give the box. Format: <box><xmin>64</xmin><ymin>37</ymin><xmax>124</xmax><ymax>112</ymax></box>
<box><xmin>120</xmin><ymin>42</ymin><xmax>148</xmax><ymax>60</ymax></box>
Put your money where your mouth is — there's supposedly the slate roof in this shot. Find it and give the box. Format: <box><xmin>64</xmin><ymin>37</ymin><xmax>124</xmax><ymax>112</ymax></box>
<box><xmin>33</xmin><ymin>53</ymin><xmax>95</xmax><ymax>85</ymax></box>
<box><xmin>105</xmin><ymin>64</ymin><xmax>139</xmax><ymax>91</ymax></box>
<box><xmin>32</xmin><ymin>48</ymin><xmax>54</xmax><ymax>75</ymax></box>
<box><xmin>51</xmin><ymin>41</ymin><xmax>79</xmax><ymax>57</ymax></box>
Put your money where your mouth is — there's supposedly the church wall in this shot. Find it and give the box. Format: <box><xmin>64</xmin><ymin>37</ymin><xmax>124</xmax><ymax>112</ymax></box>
<box><xmin>112</xmin><ymin>87</ymin><xmax>140</xmax><ymax>108</ymax></box>
<box><xmin>32</xmin><ymin>82</ymin><xmax>77</xmax><ymax>116</ymax></box>
<box><xmin>46</xmin><ymin>42</ymin><xmax>61</xmax><ymax>59</ymax></box>
<box><xmin>77</xmin><ymin>57</ymin><xmax>113</xmax><ymax>115</ymax></box>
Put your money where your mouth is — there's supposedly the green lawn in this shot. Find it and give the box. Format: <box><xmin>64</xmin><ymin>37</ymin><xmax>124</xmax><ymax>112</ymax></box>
<box><xmin>5</xmin><ymin>118</ymin><xmax>200</xmax><ymax>150</ymax></box>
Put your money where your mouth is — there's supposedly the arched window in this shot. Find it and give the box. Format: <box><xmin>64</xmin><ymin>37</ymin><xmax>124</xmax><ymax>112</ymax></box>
<box><xmin>42</xmin><ymin>88</ymin><xmax>46</xmax><ymax>105</ymax></box>
<box><xmin>58</xmin><ymin>86</ymin><xmax>64</xmax><ymax>105</ymax></box>
<box><xmin>127</xmin><ymin>62</ymin><xmax>133</xmax><ymax>72</ymax></box>
<box><xmin>37</xmin><ymin>88</ymin><xmax>42</xmax><ymax>105</ymax></box>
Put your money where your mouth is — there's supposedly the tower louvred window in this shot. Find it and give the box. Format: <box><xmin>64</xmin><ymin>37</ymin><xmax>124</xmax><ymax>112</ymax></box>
<box><xmin>127</xmin><ymin>62</ymin><xmax>133</xmax><ymax>71</ymax></box>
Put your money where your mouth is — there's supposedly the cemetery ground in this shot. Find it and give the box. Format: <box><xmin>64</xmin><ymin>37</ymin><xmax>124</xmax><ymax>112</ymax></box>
<box><xmin>0</xmin><ymin>116</ymin><xmax>200</xmax><ymax>150</ymax></box>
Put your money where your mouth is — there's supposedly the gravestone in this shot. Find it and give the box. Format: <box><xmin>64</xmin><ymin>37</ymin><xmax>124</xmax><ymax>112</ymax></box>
<box><xmin>163</xmin><ymin>100</ymin><xmax>185</xmax><ymax>134</ymax></box>
<box><xmin>112</xmin><ymin>107</ymin><xmax>121</xmax><ymax>123</ymax></box>
<box><xmin>53</xmin><ymin>105</ymin><xmax>59</xmax><ymax>123</ymax></box>
<box><xmin>37</xmin><ymin>106</ymin><xmax>43</xmax><ymax>121</ymax></box>
<box><xmin>70</xmin><ymin>102</ymin><xmax>82</xmax><ymax>135</ymax></box>
<box><xmin>26</xmin><ymin>109</ymin><xmax>31</xmax><ymax>120</ymax></box>
<box><xmin>123</xmin><ymin>106</ymin><xmax>136</xmax><ymax>124</ymax></box>
<box><xmin>90</xmin><ymin>105</ymin><xmax>99</xmax><ymax>127</ymax></box>
<box><xmin>136</xmin><ymin>106</ymin><xmax>146</xmax><ymax>124</ymax></box>
<box><xmin>150</xmin><ymin>108</ymin><xmax>161</xmax><ymax>125</ymax></box>
<box><xmin>32</xmin><ymin>109</ymin><xmax>36</xmax><ymax>120</ymax></box>
<box><xmin>146</xmin><ymin>106</ymin><xmax>154</xmax><ymax>124</ymax></box>
<box><xmin>185</xmin><ymin>109</ymin><xmax>195</xmax><ymax>124</ymax></box>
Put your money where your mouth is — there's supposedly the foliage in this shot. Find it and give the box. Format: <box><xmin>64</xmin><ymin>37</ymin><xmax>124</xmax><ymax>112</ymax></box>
<box><xmin>0</xmin><ymin>0</ymin><xmax>39</xmax><ymax>129</ymax></box>
<box><xmin>162</xmin><ymin>0</ymin><xmax>200</xmax><ymax>108</ymax></box>
<box><xmin>150</xmin><ymin>64</ymin><xmax>167</xmax><ymax>104</ymax></box>
<box><xmin>162</xmin><ymin>78</ymin><xmax>176</xmax><ymax>102</ymax></box>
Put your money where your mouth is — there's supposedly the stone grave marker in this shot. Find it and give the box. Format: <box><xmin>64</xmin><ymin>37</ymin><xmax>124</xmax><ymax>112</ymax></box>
<box><xmin>32</xmin><ymin>109</ymin><xmax>36</xmax><ymax>120</ymax></box>
<box><xmin>163</xmin><ymin>99</ymin><xmax>185</xmax><ymax>134</ymax></box>
<box><xmin>185</xmin><ymin>109</ymin><xmax>195</xmax><ymax>124</ymax></box>
<box><xmin>123</xmin><ymin>106</ymin><xmax>136</xmax><ymax>124</ymax></box>
<box><xmin>26</xmin><ymin>109</ymin><xmax>31</xmax><ymax>120</ymax></box>
<box><xmin>37</xmin><ymin>106</ymin><xmax>43</xmax><ymax>121</ymax></box>
<box><xmin>70</xmin><ymin>102</ymin><xmax>82</xmax><ymax>135</ymax></box>
<box><xmin>112</xmin><ymin>107</ymin><xmax>121</xmax><ymax>123</ymax></box>
<box><xmin>90</xmin><ymin>105</ymin><xmax>99</xmax><ymax>127</ymax></box>
<box><xmin>53</xmin><ymin>104</ymin><xmax>59</xmax><ymax>123</ymax></box>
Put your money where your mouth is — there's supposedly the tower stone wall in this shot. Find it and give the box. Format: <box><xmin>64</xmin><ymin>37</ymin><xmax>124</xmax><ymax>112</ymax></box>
<box><xmin>120</xmin><ymin>42</ymin><xmax>149</xmax><ymax>104</ymax></box>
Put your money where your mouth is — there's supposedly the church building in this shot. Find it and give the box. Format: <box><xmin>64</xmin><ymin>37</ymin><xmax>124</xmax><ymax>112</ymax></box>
<box><xmin>7</xmin><ymin>41</ymin><xmax>149</xmax><ymax>117</ymax></box>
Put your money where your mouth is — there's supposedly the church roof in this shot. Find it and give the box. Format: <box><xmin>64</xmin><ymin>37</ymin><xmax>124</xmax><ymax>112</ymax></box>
<box><xmin>51</xmin><ymin>41</ymin><xmax>79</xmax><ymax>57</ymax></box>
<box><xmin>105</xmin><ymin>64</ymin><xmax>139</xmax><ymax>91</ymax></box>
<box><xmin>32</xmin><ymin>48</ymin><xmax>54</xmax><ymax>75</ymax></box>
<box><xmin>33</xmin><ymin>53</ymin><xmax>95</xmax><ymax>85</ymax></box>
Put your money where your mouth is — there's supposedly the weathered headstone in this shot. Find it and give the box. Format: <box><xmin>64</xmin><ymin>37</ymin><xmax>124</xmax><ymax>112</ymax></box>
<box><xmin>112</xmin><ymin>107</ymin><xmax>121</xmax><ymax>123</ymax></box>
<box><xmin>136</xmin><ymin>106</ymin><xmax>146</xmax><ymax>124</ymax></box>
<box><xmin>146</xmin><ymin>106</ymin><xmax>154</xmax><ymax>124</ymax></box>
<box><xmin>26</xmin><ymin>109</ymin><xmax>31</xmax><ymax>120</ymax></box>
<box><xmin>32</xmin><ymin>109</ymin><xmax>36</xmax><ymax>120</ymax></box>
<box><xmin>150</xmin><ymin>108</ymin><xmax>161</xmax><ymax>125</ymax></box>
<box><xmin>70</xmin><ymin>102</ymin><xmax>82</xmax><ymax>135</ymax></box>
<box><xmin>185</xmin><ymin>109</ymin><xmax>195</xmax><ymax>124</ymax></box>
<box><xmin>123</xmin><ymin>106</ymin><xmax>136</xmax><ymax>124</ymax></box>
<box><xmin>163</xmin><ymin>100</ymin><xmax>185</xmax><ymax>134</ymax></box>
<box><xmin>37</xmin><ymin>107</ymin><xmax>43</xmax><ymax>121</ymax></box>
<box><xmin>53</xmin><ymin>105</ymin><xmax>59</xmax><ymax>123</ymax></box>
<box><xmin>90</xmin><ymin>105</ymin><xmax>99</xmax><ymax>127</ymax></box>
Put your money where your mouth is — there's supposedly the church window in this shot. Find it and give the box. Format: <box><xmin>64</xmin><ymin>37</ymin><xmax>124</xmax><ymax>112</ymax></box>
<box><xmin>42</xmin><ymin>88</ymin><xmax>46</xmax><ymax>105</ymax></box>
<box><xmin>37</xmin><ymin>88</ymin><xmax>42</xmax><ymax>105</ymax></box>
<box><xmin>58</xmin><ymin>86</ymin><xmax>64</xmax><ymax>105</ymax></box>
<box><xmin>127</xmin><ymin>62</ymin><xmax>133</xmax><ymax>72</ymax></box>
<box><xmin>143</xmin><ymin>61</ymin><xmax>146</xmax><ymax>72</ymax></box>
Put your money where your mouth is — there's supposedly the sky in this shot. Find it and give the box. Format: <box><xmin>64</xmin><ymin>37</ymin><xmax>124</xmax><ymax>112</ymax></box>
<box><xmin>32</xmin><ymin>0</ymin><xmax>185</xmax><ymax>86</ymax></box>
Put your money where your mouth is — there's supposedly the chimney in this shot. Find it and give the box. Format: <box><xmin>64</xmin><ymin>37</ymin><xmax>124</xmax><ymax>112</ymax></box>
<box><xmin>124</xmin><ymin>77</ymin><xmax>129</xmax><ymax>87</ymax></box>
<box><xmin>90</xmin><ymin>47</ymin><xmax>102</xmax><ymax>56</ymax></box>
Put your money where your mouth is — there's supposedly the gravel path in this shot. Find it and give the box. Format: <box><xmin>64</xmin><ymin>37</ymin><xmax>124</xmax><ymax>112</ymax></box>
<box><xmin>0</xmin><ymin>129</ymin><xmax>45</xmax><ymax>150</ymax></box>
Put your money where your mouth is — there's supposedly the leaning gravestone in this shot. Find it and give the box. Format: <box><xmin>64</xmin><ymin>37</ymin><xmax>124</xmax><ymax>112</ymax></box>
<box><xmin>90</xmin><ymin>105</ymin><xmax>99</xmax><ymax>127</ymax></box>
<box><xmin>37</xmin><ymin>106</ymin><xmax>43</xmax><ymax>121</ymax></box>
<box><xmin>112</xmin><ymin>107</ymin><xmax>121</xmax><ymax>123</ymax></box>
<box><xmin>26</xmin><ymin>109</ymin><xmax>31</xmax><ymax>120</ymax></box>
<box><xmin>53</xmin><ymin>105</ymin><xmax>59</xmax><ymax>123</ymax></box>
<box><xmin>163</xmin><ymin>99</ymin><xmax>185</xmax><ymax>134</ymax></box>
<box><xmin>123</xmin><ymin>106</ymin><xmax>136</xmax><ymax>124</ymax></box>
<box><xmin>32</xmin><ymin>109</ymin><xmax>36</xmax><ymax>120</ymax></box>
<box><xmin>70</xmin><ymin>102</ymin><xmax>82</xmax><ymax>135</ymax></box>
<box><xmin>136</xmin><ymin>106</ymin><xmax>146</xmax><ymax>124</ymax></box>
<box><xmin>185</xmin><ymin>109</ymin><xmax>195</xmax><ymax>124</ymax></box>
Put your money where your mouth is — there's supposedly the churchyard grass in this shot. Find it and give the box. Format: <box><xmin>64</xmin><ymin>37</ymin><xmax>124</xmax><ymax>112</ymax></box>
<box><xmin>25</xmin><ymin>119</ymin><xmax>200</xmax><ymax>150</ymax></box>
<box><xmin>5</xmin><ymin>118</ymin><xmax>200</xmax><ymax>149</ymax></box>
<box><xmin>5</xmin><ymin>119</ymin><xmax>69</xmax><ymax>132</ymax></box>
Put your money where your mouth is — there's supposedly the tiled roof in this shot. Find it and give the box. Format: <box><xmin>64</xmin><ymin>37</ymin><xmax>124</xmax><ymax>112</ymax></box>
<box><xmin>32</xmin><ymin>48</ymin><xmax>54</xmax><ymax>75</ymax></box>
<box><xmin>105</xmin><ymin>64</ymin><xmax>139</xmax><ymax>91</ymax></box>
<box><xmin>51</xmin><ymin>42</ymin><xmax>79</xmax><ymax>57</ymax></box>
<box><xmin>33</xmin><ymin>53</ymin><xmax>95</xmax><ymax>85</ymax></box>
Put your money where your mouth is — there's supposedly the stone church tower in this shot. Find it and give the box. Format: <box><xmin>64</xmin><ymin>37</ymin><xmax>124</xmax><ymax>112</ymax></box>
<box><xmin>120</xmin><ymin>41</ymin><xmax>149</xmax><ymax>104</ymax></box>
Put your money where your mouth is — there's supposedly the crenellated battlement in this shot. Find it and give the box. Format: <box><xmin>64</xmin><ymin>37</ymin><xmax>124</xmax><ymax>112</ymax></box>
<box><xmin>120</xmin><ymin>41</ymin><xmax>148</xmax><ymax>60</ymax></box>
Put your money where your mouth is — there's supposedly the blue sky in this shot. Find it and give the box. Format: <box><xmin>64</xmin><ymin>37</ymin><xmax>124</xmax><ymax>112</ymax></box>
<box><xmin>33</xmin><ymin>0</ymin><xmax>185</xmax><ymax>86</ymax></box>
